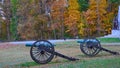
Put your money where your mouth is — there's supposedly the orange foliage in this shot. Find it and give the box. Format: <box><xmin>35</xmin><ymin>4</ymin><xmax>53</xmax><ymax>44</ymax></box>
<box><xmin>64</xmin><ymin>0</ymin><xmax>80</xmax><ymax>36</ymax></box>
<box><xmin>79</xmin><ymin>0</ymin><xmax>112</xmax><ymax>37</ymax></box>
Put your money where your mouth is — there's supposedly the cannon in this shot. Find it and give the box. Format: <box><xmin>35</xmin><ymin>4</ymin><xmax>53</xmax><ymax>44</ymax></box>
<box><xmin>78</xmin><ymin>38</ymin><xmax>119</xmax><ymax>56</ymax></box>
<box><xmin>29</xmin><ymin>38</ymin><xmax>119</xmax><ymax>64</ymax></box>
<box><xmin>30</xmin><ymin>40</ymin><xmax>79</xmax><ymax>64</ymax></box>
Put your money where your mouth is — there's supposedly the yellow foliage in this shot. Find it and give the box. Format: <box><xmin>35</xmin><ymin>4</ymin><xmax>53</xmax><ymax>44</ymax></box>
<box><xmin>79</xmin><ymin>0</ymin><xmax>112</xmax><ymax>37</ymax></box>
<box><xmin>64</xmin><ymin>0</ymin><xmax>81</xmax><ymax>36</ymax></box>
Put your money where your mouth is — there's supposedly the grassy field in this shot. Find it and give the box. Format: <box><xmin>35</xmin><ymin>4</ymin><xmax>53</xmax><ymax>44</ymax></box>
<box><xmin>98</xmin><ymin>38</ymin><xmax>120</xmax><ymax>43</ymax></box>
<box><xmin>19</xmin><ymin>56</ymin><xmax>120</xmax><ymax>68</ymax></box>
<box><xmin>21</xmin><ymin>56</ymin><xmax>120</xmax><ymax>68</ymax></box>
<box><xmin>50</xmin><ymin>57</ymin><xmax>120</xmax><ymax>68</ymax></box>
<box><xmin>16</xmin><ymin>38</ymin><xmax>120</xmax><ymax>68</ymax></box>
<box><xmin>1</xmin><ymin>38</ymin><xmax>120</xmax><ymax>68</ymax></box>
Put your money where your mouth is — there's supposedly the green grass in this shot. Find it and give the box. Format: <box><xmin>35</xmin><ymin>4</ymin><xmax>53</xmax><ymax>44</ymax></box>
<box><xmin>17</xmin><ymin>62</ymin><xmax>39</xmax><ymax>67</ymax></box>
<box><xmin>98</xmin><ymin>38</ymin><xmax>120</xmax><ymax>43</ymax></box>
<box><xmin>17</xmin><ymin>57</ymin><xmax>120</xmax><ymax>68</ymax></box>
<box><xmin>17</xmin><ymin>59</ymin><xmax>69</xmax><ymax>67</ymax></box>
<box><xmin>50</xmin><ymin>57</ymin><xmax>120</xmax><ymax>68</ymax></box>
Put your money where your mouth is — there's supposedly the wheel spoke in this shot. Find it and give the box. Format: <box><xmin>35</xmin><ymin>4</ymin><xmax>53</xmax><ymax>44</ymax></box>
<box><xmin>33</xmin><ymin>52</ymin><xmax>41</xmax><ymax>58</ymax></box>
<box><xmin>46</xmin><ymin>52</ymin><xmax>51</xmax><ymax>55</ymax></box>
<box><xmin>36</xmin><ymin>53</ymin><xmax>41</xmax><ymax>61</ymax></box>
<box><xmin>42</xmin><ymin>54</ymin><xmax>46</xmax><ymax>61</ymax></box>
<box><xmin>91</xmin><ymin>48</ymin><xmax>96</xmax><ymax>53</ymax></box>
<box><xmin>86</xmin><ymin>49</ymin><xmax>90</xmax><ymax>54</ymax></box>
<box><xmin>43</xmin><ymin>54</ymin><xmax>48</xmax><ymax>61</ymax></box>
<box><xmin>90</xmin><ymin>49</ymin><xmax>94</xmax><ymax>54</ymax></box>
<box><xmin>45</xmin><ymin>52</ymin><xmax>51</xmax><ymax>57</ymax></box>
<box><xmin>32</xmin><ymin>51</ymin><xmax>39</xmax><ymax>55</ymax></box>
<box><xmin>84</xmin><ymin>48</ymin><xmax>90</xmax><ymax>54</ymax></box>
<box><xmin>39</xmin><ymin>54</ymin><xmax>43</xmax><ymax>61</ymax></box>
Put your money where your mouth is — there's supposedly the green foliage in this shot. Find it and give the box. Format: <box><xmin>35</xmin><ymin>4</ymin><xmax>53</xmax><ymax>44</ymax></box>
<box><xmin>109</xmin><ymin>0</ymin><xmax>120</xmax><ymax>4</ymax></box>
<box><xmin>11</xmin><ymin>0</ymin><xmax>18</xmax><ymax>14</ymax></box>
<box><xmin>10</xmin><ymin>0</ymin><xmax>19</xmax><ymax>40</ymax></box>
<box><xmin>78</xmin><ymin>0</ymin><xmax>89</xmax><ymax>11</ymax></box>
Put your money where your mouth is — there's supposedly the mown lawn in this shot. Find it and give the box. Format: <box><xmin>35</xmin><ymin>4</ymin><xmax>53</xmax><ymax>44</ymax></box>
<box><xmin>16</xmin><ymin>38</ymin><xmax>120</xmax><ymax>68</ymax></box>
<box><xmin>98</xmin><ymin>38</ymin><xmax>120</xmax><ymax>43</ymax></box>
<box><xmin>18</xmin><ymin>56</ymin><xmax>120</xmax><ymax>68</ymax></box>
<box><xmin>50</xmin><ymin>57</ymin><xmax>120</xmax><ymax>68</ymax></box>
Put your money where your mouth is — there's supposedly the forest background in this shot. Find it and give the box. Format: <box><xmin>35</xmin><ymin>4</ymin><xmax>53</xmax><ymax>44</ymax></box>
<box><xmin>0</xmin><ymin>0</ymin><xmax>119</xmax><ymax>41</ymax></box>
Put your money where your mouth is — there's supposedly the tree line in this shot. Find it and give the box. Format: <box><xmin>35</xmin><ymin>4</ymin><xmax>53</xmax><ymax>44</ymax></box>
<box><xmin>0</xmin><ymin>0</ymin><xmax>119</xmax><ymax>41</ymax></box>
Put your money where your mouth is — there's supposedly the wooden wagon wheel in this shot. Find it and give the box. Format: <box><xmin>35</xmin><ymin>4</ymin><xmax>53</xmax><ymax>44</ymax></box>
<box><xmin>30</xmin><ymin>40</ymin><xmax>55</xmax><ymax>64</ymax></box>
<box><xmin>80</xmin><ymin>38</ymin><xmax>101</xmax><ymax>56</ymax></box>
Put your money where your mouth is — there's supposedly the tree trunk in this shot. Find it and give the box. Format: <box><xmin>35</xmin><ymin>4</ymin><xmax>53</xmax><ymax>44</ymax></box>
<box><xmin>6</xmin><ymin>20</ymin><xmax>10</xmax><ymax>41</ymax></box>
<box><xmin>4</xmin><ymin>0</ymin><xmax>11</xmax><ymax>41</ymax></box>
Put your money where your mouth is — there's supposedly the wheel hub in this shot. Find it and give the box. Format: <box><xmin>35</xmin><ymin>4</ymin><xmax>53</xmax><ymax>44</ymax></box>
<box><xmin>86</xmin><ymin>41</ymin><xmax>93</xmax><ymax>49</ymax></box>
<box><xmin>40</xmin><ymin>50</ymin><xmax>45</xmax><ymax>54</ymax></box>
<box><xmin>88</xmin><ymin>45</ymin><xmax>93</xmax><ymax>49</ymax></box>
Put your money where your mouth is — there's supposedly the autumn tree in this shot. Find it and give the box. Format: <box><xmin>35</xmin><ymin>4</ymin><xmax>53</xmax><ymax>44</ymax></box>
<box><xmin>0</xmin><ymin>2</ymin><xmax>5</xmax><ymax>40</ymax></box>
<box><xmin>2</xmin><ymin>0</ymin><xmax>11</xmax><ymax>41</ymax></box>
<box><xmin>80</xmin><ymin>0</ymin><xmax>112</xmax><ymax>37</ymax></box>
<box><xmin>0</xmin><ymin>0</ymin><xmax>19</xmax><ymax>41</ymax></box>
<box><xmin>64</xmin><ymin>0</ymin><xmax>81</xmax><ymax>37</ymax></box>
<box><xmin>17</xmin><ymin>0</ymin><xmax>54</xmax><ymax>40</ymax></box>
<box><xmin>107</xmin><ymin>0</ymin><xmax>120</xmax><ymax>21</ymax></box>
<box><xmin>51</xmin><ymin>0</ymin><xmax>67</xmax><ymax>39</ymax></box>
